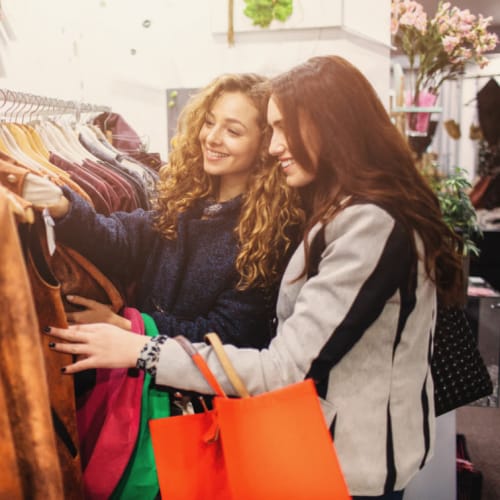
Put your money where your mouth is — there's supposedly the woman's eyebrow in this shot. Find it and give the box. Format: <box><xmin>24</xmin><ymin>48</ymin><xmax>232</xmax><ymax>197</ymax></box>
<box><xmin>224</xmin><ymin>117</ymin><xmax>247</xmax><ymax>130</ymax></box>
<box><xmin>206</xmin><ymin>111</ymin><xmax>248</xmax><ymax>131</ymax></box>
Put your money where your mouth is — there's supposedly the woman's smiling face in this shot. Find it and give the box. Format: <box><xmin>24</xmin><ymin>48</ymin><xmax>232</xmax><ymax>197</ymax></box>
<box><xmin>267</xmin><ymin>96</ymin><xmax>318</xmax><ymax>188</ymax></box>
<box><xmin>199</xmin><ymin>91</ymin><xmax>262</xmax><ymax>192</ymax></box>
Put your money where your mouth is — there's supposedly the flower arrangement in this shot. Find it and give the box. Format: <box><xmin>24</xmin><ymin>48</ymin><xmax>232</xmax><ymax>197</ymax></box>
<box><xmin>391</xmin><ymin>0</ymin><xmax>498</xmax><ymax>102</ymax></box>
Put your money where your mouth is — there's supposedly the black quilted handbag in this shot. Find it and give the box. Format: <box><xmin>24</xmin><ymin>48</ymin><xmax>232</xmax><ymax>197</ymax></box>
<box><xmin>432</xmin><ymin>305</ymin><xmax>493</xmax><ymax>416</ymax></box>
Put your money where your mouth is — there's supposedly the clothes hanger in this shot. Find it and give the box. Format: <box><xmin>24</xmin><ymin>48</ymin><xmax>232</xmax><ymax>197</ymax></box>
<box><xmin>0</xmin><ymin>94</ymin><xmax>73</xmax><ymax>182</ymax></box>
<box><xmin>25</xmin><ymin>97</ymin><xmax>52</xmax><ymax>158</ymax></box>
<box><xmin>0</xmin><ymin>92</ymin><xmax>46</xmax><ymax>172</ymax></box>
<box><xmin>53</xmin><ymin>100</ymin><xmax>91</xmax><ymax>161</ymax></box>
<box><xmin>54</xmin><ymin>106</ymin><xmax>97</xmax><ymax>162</ymax></box>
<box><xmin>6</xmin><ymin>96</ymin><xmax>50</xmax><ymax>165</ymax></box>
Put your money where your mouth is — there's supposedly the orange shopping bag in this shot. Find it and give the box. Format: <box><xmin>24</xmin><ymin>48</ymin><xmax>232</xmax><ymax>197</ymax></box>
<box><xmin>149</xmin><ymin>333</ymin><xmax>351</xmax><ymax>500</ymax></box>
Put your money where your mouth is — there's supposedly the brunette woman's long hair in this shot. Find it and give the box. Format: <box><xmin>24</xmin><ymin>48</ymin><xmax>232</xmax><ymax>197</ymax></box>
<box><xmin>153</xmin><ymin>73</ymin><xmax>304</xmax><ymax>290</ymax></box>
<box><xmin>269</xmin><ymin>55</ymin><xmax>463</xmax><ymax>306</ymax></box>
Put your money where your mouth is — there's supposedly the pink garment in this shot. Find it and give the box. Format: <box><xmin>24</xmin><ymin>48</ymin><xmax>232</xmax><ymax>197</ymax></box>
<box><xmin>405</xmin><ymin>90</ymin><xmax>438</xmax><ymax>134</ymax></box>
<box><xmin>77</xmin><ymin>308</ymin><xmax>145</xmax><ymax>500</ymax></box>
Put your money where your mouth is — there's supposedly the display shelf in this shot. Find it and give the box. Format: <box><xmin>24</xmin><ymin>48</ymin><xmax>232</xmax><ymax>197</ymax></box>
<box><xmin>392</xmin><ymin>105</ymin><xmax>443</xmax><ymax>113</ymax></box>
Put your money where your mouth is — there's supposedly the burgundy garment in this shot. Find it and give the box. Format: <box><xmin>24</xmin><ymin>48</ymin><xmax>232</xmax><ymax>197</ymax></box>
<box><xmin>80</xmin><ymin>159</ymin><xmax>129</xmax><ymax>212</ymax></box>
<box><xmin>77</xmin><ymin>307</ymin><xmax>145</xmax><ymax>500</ymax></box>
<box><xmin>470</xmin><ymin>172</ymin><xmax>500</xmax><ymax>210</ymax></box>
<box><xmin>0</xmin><ymin>195</ymin><xmax>64</xmax><ymax>499</ymax></box>
<box><xmin>64</xmin><ymin>161</ymin><xmax>115</xmax><ymax>210</ymax></box>
<box><xmin>96</xmin><ymin>159</ymin><xmax>147</xmax><ymax>210</ymax></box>
<box><xmin>83</xmin><ymin>159</ymin><xmax>139</xmax><ymax>212</ymax></box>
<box><xmin>128</xmin><ymin>150</ymin><xmax>165</xmax><ymax>172</ymax></box>
<box><xmin>93</xmin><ymin>112</ymin><xmax>143</xmax><ymax>153</ymax></box>
<box><xmin>49</xmin><ymin>153</ymin><xmax>112</xmax><ymax>215</ymax></box>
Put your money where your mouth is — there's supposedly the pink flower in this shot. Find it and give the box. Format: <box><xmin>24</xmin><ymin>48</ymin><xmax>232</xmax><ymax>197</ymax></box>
<box><xmin>392</xmin><ymin>0</ymin><xmax>498</xmax><ymax>95</ymax></box>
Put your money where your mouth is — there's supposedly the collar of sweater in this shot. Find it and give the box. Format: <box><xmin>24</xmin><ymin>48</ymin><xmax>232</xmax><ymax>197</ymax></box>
<box><xmin>198</xmin><ymin>194</ymin><xmax>243</xmax><ymax>218</ymax></box>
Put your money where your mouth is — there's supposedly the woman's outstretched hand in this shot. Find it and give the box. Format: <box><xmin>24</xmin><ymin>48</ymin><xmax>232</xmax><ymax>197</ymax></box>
<box><xmin>65</xmin><ymin>295</ymin><xmax>132</xmax><ymax>330</ymax></box>
<box><xmin>44</xmin><ymin>323</ymin><xmax>150</xmax><ymax>374</ymax></box>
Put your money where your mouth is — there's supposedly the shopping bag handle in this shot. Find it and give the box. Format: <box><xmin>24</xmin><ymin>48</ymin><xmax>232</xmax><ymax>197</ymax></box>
<box><xmin>174</xmin><ymin>334</ymin><xmax>251</xmax><ymax>399</ymax></box>
<box><xmin>205</xmin><ymin>333</ymin><xmax>250</xmax><ymax>399</ymax></box>
<box><xmin>174</xmin><ymin>335</ymin><xmax>226</xmax><ymax>397</ymax></box>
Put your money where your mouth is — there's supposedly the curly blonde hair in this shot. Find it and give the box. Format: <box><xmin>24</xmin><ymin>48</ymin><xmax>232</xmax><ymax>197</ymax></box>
<box><xmin>153</xmin><ymin>73</ymin><xmax>304</xmax><ymax>290</ymax></box>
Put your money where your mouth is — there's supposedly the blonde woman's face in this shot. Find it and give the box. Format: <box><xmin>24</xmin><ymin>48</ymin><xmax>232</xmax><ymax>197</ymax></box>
<box><xmin>198</xmin><ymin>91</ymin><xmax>262</xmax><ymax>192</ymax></box>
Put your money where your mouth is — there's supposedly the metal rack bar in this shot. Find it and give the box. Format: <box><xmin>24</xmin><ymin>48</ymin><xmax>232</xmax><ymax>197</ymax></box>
<box><xmin>460</xmin><ymin>73</ymin><xmax>500</xmax><ymax>80</ymax></box>
<box><xmin>0</xmin><ymin>88</ymin><xmax>111</xmax><ymax>121</ymax></box>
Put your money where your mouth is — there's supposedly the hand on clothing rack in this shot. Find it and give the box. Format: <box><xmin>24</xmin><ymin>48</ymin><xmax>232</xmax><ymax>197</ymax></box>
<box><xmin>23</xmin><ymin>173</ymin><xmax>63</xmax><ymax>208</ymax></box>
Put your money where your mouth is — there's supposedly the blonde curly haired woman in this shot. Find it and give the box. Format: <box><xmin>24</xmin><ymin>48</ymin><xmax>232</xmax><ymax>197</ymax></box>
<box><xmin>47</xmin><ymin>72</ymin><xmax>303</xmax><ymax>355</ymax></box>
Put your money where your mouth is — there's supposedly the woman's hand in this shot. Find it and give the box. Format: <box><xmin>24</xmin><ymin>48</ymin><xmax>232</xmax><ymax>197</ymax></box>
<box><xmin>65</xmin><ymin>295</ymin><xmax>132</xmax><ymax>330</ymax></box>
<box><xmin>47</xmin><ymin>194</ymin><xmax>70</xmax><ymax>219</ymax></box>
<box><xmin>44</xmin><ymin>323</ymin><xmax>150</xmax><ymax>374</ymax></box>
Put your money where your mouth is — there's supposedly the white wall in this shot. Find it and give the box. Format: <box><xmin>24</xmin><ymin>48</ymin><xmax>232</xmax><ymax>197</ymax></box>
<box><xmin>0</xmin><ymin>0</ymin><xmax>391</xmax><ymax>158</ymax></box>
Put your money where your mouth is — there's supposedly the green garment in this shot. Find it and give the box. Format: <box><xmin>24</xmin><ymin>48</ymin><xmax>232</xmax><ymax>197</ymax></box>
<box><xmin>111</xmin><ymin>314</ymin><xmax>170</xmax><ymax>500</ymax></box>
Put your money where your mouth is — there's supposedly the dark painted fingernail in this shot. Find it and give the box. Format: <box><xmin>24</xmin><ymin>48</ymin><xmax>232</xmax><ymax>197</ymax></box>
<box><xmin>43</xmin><ymin>326</ymin><xmax>51</xmax><ymax>333</ymax></box>
<box><xmin>48</xmin><ymin>342</ymin><xmax>55</xmax><ymax>348</ymax></box>
<box><xmin>60</xmin><ymin>367</ymin><xmax>66</xmax><ymax>373</ymax></box>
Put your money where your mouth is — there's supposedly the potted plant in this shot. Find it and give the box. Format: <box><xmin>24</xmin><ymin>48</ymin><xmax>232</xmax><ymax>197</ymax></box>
<box><xmin>425</xmin><ymin>166</ymin><xmax>482</xmax><ymax>299</ymax></box>
<box><xmin>430</xmin><ymin>166</ymin><xmax>482</xmax><ymax>258</ymax></box>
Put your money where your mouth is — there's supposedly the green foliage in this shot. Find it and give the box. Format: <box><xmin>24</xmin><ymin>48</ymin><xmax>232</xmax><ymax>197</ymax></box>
<box><xmin>243</xmin><ymin>0</ymin><xmax>293</xmax><ymax>28</ymax></box>
<box><xmin>431</xmin><ymin>167</ymin><xmax>482</xmax><ymax>257</ymax></box>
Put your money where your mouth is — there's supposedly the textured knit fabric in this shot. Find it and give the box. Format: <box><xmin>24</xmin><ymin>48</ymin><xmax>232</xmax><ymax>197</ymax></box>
<box><xmin>54</xmin><ymin>187</ymin><xmax>276</xmax><ymax>347</ymax></box>
<box><xmin>154</xmin><ymin>203</ymin><xmax>437</xmax><ymax>496</ymax></box>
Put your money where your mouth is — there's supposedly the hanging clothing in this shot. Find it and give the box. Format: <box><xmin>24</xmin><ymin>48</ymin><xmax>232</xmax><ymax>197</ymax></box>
<box><xmin>477</xmin><ymin>78</ymin><xmax>500</xmax><ymax>148</ymax></box>
<box><xmin>93</xmin><ymin>111</ymin><xmax>166</xmax><ymax>171</ymax></box>
<box><xmin>20</xmin><ymin>218</ymin><xmax>84</xmax><ymax>499</ymax></box>
<box><xmin>0</xmin><ymin>190</ymin><xmax>65</xmax><ymax>499</ymax></box>
<box><xmin>0</xmin><ymin>95</ymin><xmax>166</xmax><ymax>498</ymax></box>
<box><xmin>93</xmin><ymin>111</ymin><xmax>143</xmax><ymax>153</ymax></box>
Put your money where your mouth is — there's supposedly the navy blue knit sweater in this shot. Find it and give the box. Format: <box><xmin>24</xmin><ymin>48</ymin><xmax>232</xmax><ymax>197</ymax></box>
<box><xmin>54</xmin><ymin>187</ymin><xmax>277</xmax><ymax>348</ymax></box>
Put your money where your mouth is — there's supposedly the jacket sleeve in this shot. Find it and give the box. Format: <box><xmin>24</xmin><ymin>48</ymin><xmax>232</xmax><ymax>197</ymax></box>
<box><xmin>151</xmin><ymin>284</ymin><xmax>276</xmax><ymax>348</ymax></box>
<box><xmin>153</xmin><ymin>204</ymin><xmax>416</xmax><ymax>395</ymax></box>
<box><xmin>54</xmin><ymin>187</ymin><xmax>155</xmax><ymax>282</ymax></box>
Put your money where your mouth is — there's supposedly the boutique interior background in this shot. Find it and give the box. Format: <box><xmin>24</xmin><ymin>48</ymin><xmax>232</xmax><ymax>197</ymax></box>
<box><xmin>0</xmin><ymin>1</ymin><xmax>498</xmax><ymax>499</ymax></box>
<box><xmin>0</xmin><ymin>0</ymin><xmax>391</xmax><ymax>158</ymax></box>
<box><xmin>392</xmin><ymin>0</ymin><xmax>500</xmax><ymax>180</ymax></box>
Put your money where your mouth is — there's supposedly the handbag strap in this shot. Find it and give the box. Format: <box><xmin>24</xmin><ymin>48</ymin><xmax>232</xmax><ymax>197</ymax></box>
<box><xmin>205</xmin><ymin>333</ymin><xmax>251</xmax><ymax>398</ymax></box>
<box><xmin>174</xmin><ymin>336</ymin><xmax>226</xmax><ymax>397</ymax></box>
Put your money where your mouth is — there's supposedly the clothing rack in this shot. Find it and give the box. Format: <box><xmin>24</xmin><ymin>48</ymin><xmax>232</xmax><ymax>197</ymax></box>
<box><xmin>0</xmin><ymin>88</ymin><xmax>111</xmax><ymax>122</ymax></box>
<box><xmin>460</xmin><ymin>72</ymin><xmax>500</xmax><ymax>80</ymax></box>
